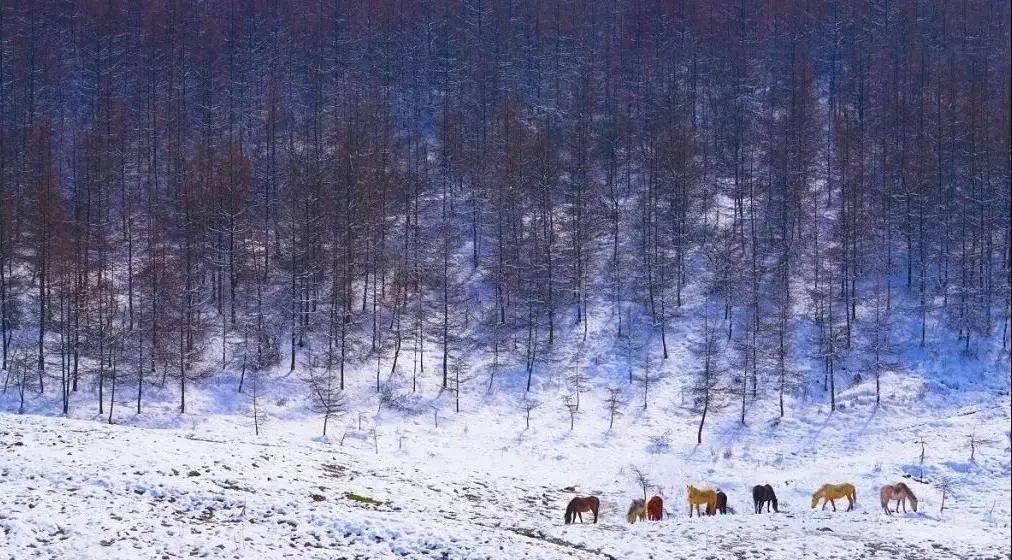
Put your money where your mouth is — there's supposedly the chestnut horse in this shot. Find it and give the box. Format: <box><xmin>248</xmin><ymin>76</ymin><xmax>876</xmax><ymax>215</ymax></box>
<box><xmin>880</xmin><ymin>483</ymin><xmax>918</xmax><ymax>515</ymax></box>
<box><xmin>646</xmin><ymin>496</ymin><xmax>663</xmax><ymax>520</ymax></box>
<box><xmin>687</xmin><ymin>486</ymin><xmax>717</xmax><ymax>517</ymax></box>
<box><xmin>564</xmin><ymin>496</ymin><xmax>600</xmax><ymax>524</ymax></box>
<box><xmin>811</xmin><ymin>483</ymin><xmax>856</xmax><ymax>512</ymax></box>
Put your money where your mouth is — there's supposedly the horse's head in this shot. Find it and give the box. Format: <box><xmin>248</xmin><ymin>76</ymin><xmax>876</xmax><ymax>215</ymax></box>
<box><xmin>564</xmin><ymin>510</ymin><xmax>572</xmax><ymax>524</ymax></box>
<box><xmin>909</xmin><ymin>494</ymin><xmax>918</xmax><ymax>512</ymax></box>
<box><xmin>810</xmin><ymin>491</ymin><xmax>820</xmax><ymax>509</ymax></box>
<box><xmin>772</xmin><ymin>497</ymin><xmax>779</xmax><ymax>512</ymax></box>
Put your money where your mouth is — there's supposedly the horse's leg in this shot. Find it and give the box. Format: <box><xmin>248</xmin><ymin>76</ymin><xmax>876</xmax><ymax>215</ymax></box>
<box><xmin>830</xmin><ymin>499</ymin><xmax>836</xmax><ymax>512</ymax></box>
<box><xmin>900</xmin><ymin>498</ymin><xmax>907</xmax><ymax>513</ymax></box>
<box><xmin>593</xmin><ymin>508</ymin><xmax>598</xmax><ymax>524</ymax></box>
<box><xmin>577</xmin><ymin>511</ymin><xmax>583</xmax><ymax>523</ymax></box>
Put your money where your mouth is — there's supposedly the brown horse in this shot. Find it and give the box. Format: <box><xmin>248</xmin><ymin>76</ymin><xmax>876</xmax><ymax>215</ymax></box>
<box><xmin>811</xmin><ymin>483</ymin><xmax>856</xmax><ymax>512</ymax></box>
<box><xmin>565</xmin><ymin>496</ymin><xmax>600</xmax><ymax>524</ymax></box>
<box><xmin>626</xmin><ymin>499</ymin><xmax>645</xmax><ymax>523</ymax></box>
<box><xmin>714</xmin><ymin>490</ymin><xmax>728</xmax><ymax>514</ymax></box>
<box><xmin>687</xmin><ymin>485</ymin><xmax>717</xmax><ymax>517</ymax></box>
<box><xmin>880</xmin><ymin>483</ymin><xmax>918</xmax><ymax>515</ymax></box>
<box><xmin>646</xmin><ymin>496</ymin><xmax>663</xmax><ymax>521</ymax></box>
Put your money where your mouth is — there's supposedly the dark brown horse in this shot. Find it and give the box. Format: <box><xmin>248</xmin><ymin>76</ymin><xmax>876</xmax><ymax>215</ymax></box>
<box><xmin>714</xmin><ymin>490</ymin><xmax>728</xmax><ymax>514</ymax></box>
<box><xmin>753</xmin><ymin>484</ymin><xmax>778</xmax><ymax>514</ymax></box>
<box><xmin>564</xmin><ymin>496</ymin><xmax>600</xmax><ymax>524</ymax></box>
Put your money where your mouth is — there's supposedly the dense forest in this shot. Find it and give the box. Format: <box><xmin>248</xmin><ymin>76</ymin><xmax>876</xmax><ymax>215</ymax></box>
<box><xmin>0</xmin><ymin>1</ymin><xmax>1009</xmax><ymax>426</ymax></box>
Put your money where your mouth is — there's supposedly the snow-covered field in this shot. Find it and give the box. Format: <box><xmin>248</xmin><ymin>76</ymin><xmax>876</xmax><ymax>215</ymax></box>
<box><xmin>2</xmin><ymin>366</ymin><xmax>1009</xmax><ymax>560</ymax></box>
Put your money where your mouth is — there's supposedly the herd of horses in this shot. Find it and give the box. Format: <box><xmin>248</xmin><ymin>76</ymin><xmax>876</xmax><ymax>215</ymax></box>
<box><xmin>563</xmin><ymin>482</ymin><xmax>919</xmax><ymax>524</ymax></box>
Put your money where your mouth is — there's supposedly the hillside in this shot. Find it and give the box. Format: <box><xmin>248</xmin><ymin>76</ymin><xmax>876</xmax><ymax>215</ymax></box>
<box><xmin>2</xmin><ymin>361</ymin><xmax>1009</xmax><ymax>559</ymax></box>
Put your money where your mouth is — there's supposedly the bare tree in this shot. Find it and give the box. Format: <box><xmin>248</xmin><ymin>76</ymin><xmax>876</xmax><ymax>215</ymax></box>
<box><xmin>520</xmin><ymin>398</ymin><xmax>541</xmax><ymax>431</ymax></box>
<box><xmin>604</xmin><ymin>387</ymin><xmax>626</xmax><ymax>431</ymax></box>
<box><xmin>563</xmin><ymin>394</ymin><xmax>580</xmax><ymax>431</ymax></box>
<box><xmin>305</xmin><ymin>352</ymin><xmax>346</xmax><ymax>437</ymax></box>
<box><xmin>629</xmin><ymin>465</ymin><xmax>653</xmax><ymax>502</ymax></box>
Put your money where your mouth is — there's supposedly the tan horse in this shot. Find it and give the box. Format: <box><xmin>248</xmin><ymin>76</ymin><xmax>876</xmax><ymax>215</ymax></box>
<box><xmin>811</xmin><ymin>483</ymin><xmax>856</xmax><ymax>511</ymax></box>
<box><xmin>687</xmin><ymin>485</ymin><xmax>718</xmax><ymax>517</ymax></box>
<box><xmin>564</xmin><ymin>496</ymin><xmax>600</xmax><ymax>524</ymax></box>
<box><xmin>880</xmin><ymin>483</ymin><xmax>918</xmax><ymax>515</ymax></box>
<box><xmin>626</xmin><ymin>499</ymin><xmax>646</xmax><ymax>523</ymax></box>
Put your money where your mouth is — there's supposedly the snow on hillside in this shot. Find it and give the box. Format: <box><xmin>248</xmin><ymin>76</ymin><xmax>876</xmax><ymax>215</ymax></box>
<box><xmin>2</xmin><ymin>359</ymin><xmax>1009</xmax><ymax>559</ymax></box>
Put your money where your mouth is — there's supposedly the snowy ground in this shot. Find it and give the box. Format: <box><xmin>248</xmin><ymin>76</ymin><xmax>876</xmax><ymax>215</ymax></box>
<box><xmin>2</xmin><ymin>365</ymin><xmax>1010</xmax><ymax>560</ymax></box>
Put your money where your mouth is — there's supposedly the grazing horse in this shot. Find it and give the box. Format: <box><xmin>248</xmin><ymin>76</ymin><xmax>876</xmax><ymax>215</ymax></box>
<box><xmin>714</xmin><ymin>490</ymin><xmax>728</xmax><ymax>514</ymax></box>
<box><xmin>686</xmin><ymin>486</ymin><xmax>717</xmax><ymax>517</ymax></box>
<box><xmin>564</xmin><ymin>496</ymin><xmax>600</xmax><ymax>524</ymax></box>
<box><xmin>811</xmin><ymin>483</ymin><xmax>856</xmax><ymax>512</ymax></box>
<box><xmin>626</xmin><ymin>499</ymin><xmax>645</xmax><ymax>523</ymax></box>
<box><xmin>753</xmin><ymin>484</ymin><xmax>779</xmax><ymax>514</ymax></box>
<box><xmin>646</xmin><ymin>496</ymin><xmax>663</xmax><ymax>521</ymax></box>
<box><xmin>880</xmin><ymin>483</ymin><xmax>918</xmax><ymax>515</ymax></box>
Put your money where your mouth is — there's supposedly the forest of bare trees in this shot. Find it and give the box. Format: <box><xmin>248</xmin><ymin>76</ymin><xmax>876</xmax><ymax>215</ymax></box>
<box><xmin>1</xmin><ymin>1</ymin><xmax>1008</xmax><ymax>425</ymax></box>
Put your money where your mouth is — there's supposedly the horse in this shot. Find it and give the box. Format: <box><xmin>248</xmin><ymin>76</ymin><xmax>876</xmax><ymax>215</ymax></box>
<box><xmin>811</xmin><ymin>483</ymin><xmax>856</xmax><ymax>512</ymax></box>
<box><xmin>565</xmin><ymin>496</ymin><xmax>600</xmax><ymax>524</ymax></box>
<box><xmin>752</xmin><ymin>484</ymin><xmax>779</xmax><ymax>514</ymax></box>
<box><xmin>687</xmin><ymin>485</ymin><xmax>717</xmax><ymax>517</ymax></box>
<box><xmin>626</xmin><ymin>499</ymin><xmax>645</xmax><ymax>523</ymax></box>
<box><xmin>646</xmin><ymin>496</ymin><xmax>663</xmax><ymax>520</ymax></box>
<box><xmin>714</xmin><ymin>490</ymin><xmax>728</xmax><ymax>514</ymax></box>
<box><xmin>880</xmin><ymin>483</ymin><xmax>918</xmax><ymax>515</ymax></box>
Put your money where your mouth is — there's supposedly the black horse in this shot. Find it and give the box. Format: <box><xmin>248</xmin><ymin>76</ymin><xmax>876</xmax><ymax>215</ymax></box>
<box><xmin>752</xmin><ymin>484</ymin><xmax>778</xmax><ymax>514</ymax></box>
